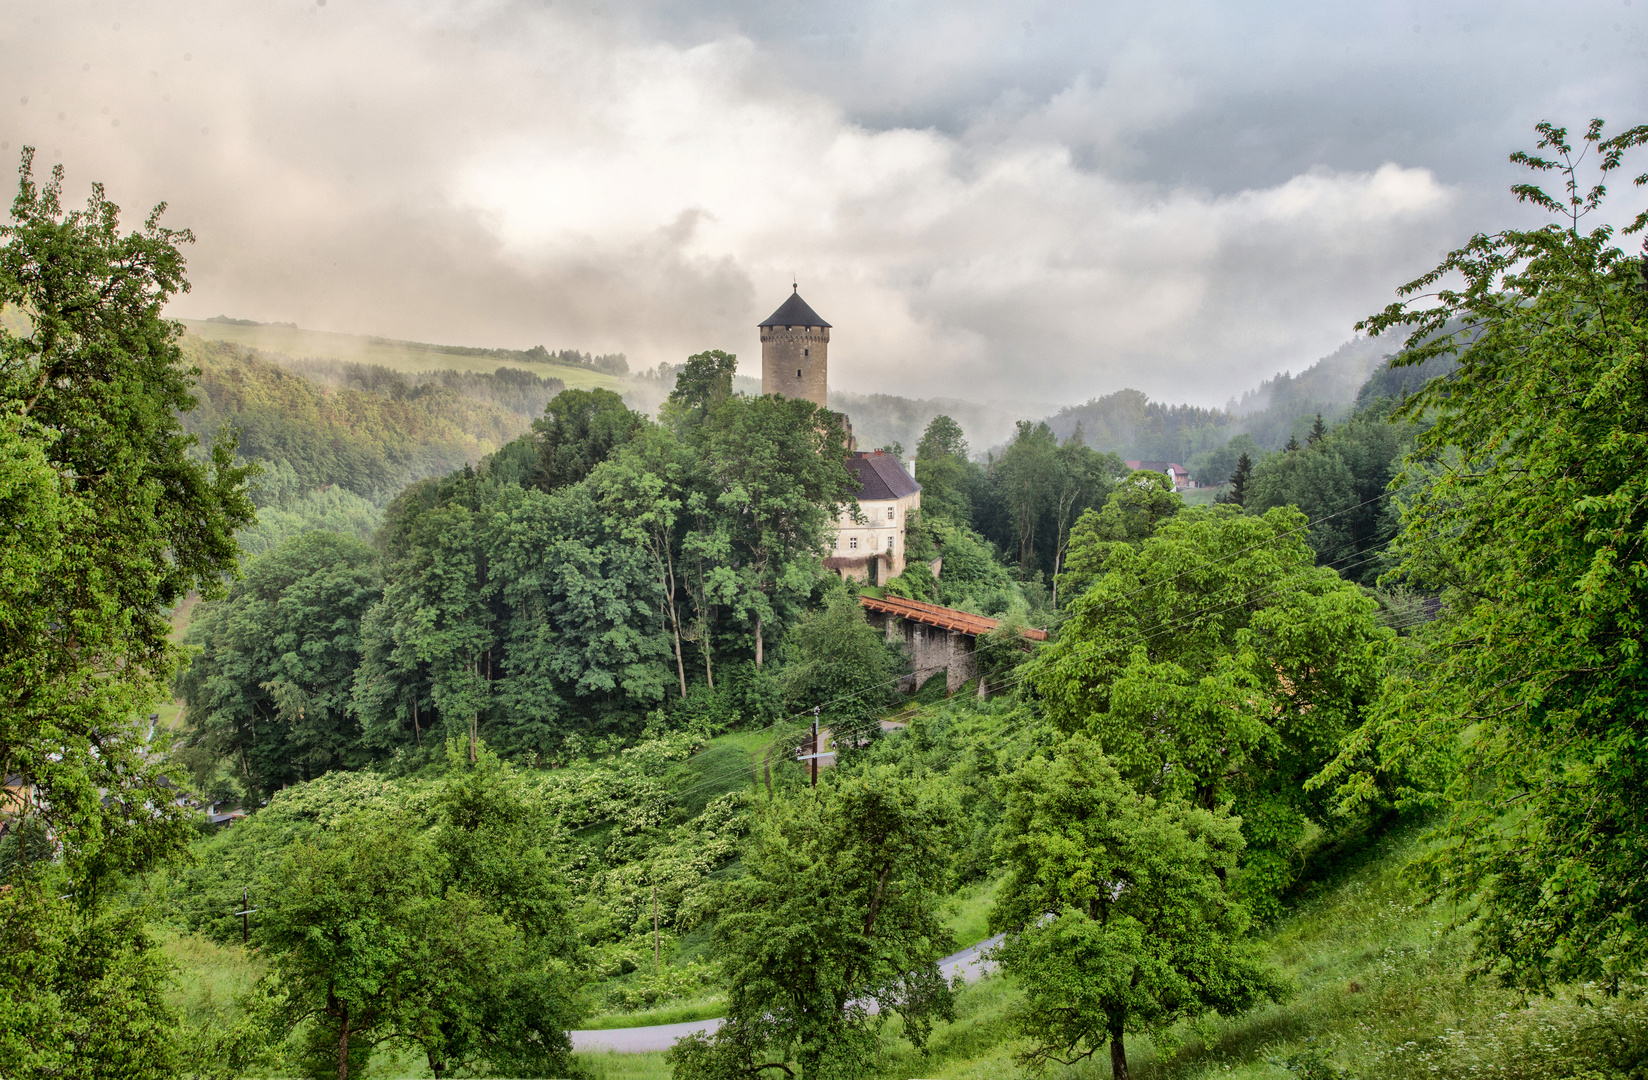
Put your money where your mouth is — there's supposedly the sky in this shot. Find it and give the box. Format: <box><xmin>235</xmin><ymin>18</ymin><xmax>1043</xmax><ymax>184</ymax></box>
<box><xmin>3</xmin><ymin>0</ymin><xmax>1645</xmax><ymax>407</ymax></box>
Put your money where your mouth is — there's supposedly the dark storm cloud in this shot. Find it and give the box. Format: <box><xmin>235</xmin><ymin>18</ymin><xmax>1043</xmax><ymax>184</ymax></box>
<box><xmin>1</xmin><ymin>0</ymin><xmax>1643</xmax><ymax>405</ymax></box>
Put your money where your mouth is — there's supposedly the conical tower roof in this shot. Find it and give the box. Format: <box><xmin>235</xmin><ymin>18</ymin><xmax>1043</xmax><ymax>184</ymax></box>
<box><xmin>759</xmin><ymin>288</ymin><xmax>830</xmax><ymax>328</ymax></box>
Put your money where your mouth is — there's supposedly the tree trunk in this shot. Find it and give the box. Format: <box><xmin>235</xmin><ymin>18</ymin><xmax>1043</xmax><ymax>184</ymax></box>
<box><xmin>336</xmin><ymin>1009</ymin><xmax>351</xmax><ymax>1080</ymax></box>
<box><xmin>1110</xmin><ymin>1029</ymin><xmax>1129</xmax><ymax>1080</ymax></box>
<box><xmin>663</xmin><ymin>546</ymin><xmax>689</xmax><ymax>698</ymax></box>
<box><xmin>754</xmin><ymin>613</ymin><xmax>763</xmax><ymax>669</ymax></box>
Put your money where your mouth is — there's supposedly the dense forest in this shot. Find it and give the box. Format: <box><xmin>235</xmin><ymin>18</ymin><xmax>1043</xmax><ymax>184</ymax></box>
<box><xmin>5</xmin><ymin>121</ymin><xmax>1648</xmax><ymax>1080</ymax></box>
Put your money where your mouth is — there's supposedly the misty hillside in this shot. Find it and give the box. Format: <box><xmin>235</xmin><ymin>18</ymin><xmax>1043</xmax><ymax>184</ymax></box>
<box><xmin>179</xmin><ymin>317</ymin><xmax>628</xmax><ymax>391</ymax></box>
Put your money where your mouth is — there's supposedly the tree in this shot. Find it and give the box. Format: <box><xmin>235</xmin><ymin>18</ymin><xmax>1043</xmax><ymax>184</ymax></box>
<box><xmin>0</xmin><ymin>150</ymin><xmax>254</xmax><ymax>1078</ymax></box>
<box><xmin>1217</xmin><ymin>450</ymin><xmax>1253</xmax><ymax>507</ymax></box>
<box><xmin>1306</xmin><ymin>412</ymin><xmax>1327</xmax><ymax>447</ymax></box>
<box><xmin>1029</xmin><ymin>506</ymin><xmax>1390</xmax><ymax>914</ymax></box>
<box><xmin>993</xmin><ymin>420</ymin><xmax>1059</xmax><ymax>573</ymax></box>
<box><xmin>664</xmin><ymin>350</ymin><xmax>738</xmax><ymax>431</ymax></box>
<box><xmin>1320</xmin><ymin>119</ymin><xmax>1648</xmax><ymax>992</ymax></box>
<box><xmin>178</xmin><ymin>532</ymin><xmax>382</xmax><ymax>802</ymax></box>
<box><xmin>780</xmin><ymin>589</ymin><xmax>903</xmax><ymax>739</ymax></box>
<box><xmin>1055</xmin><ymin>470</ymin><xmax>1181</xmax><ymax>602</ymax></box>
<box><xmin>991</xmin><ymin>736</ymin><xmax>1285</xmax><ymax>1080</ymax></box>
<box><xmin>531</xmin><ymin>387</ymin><xmax>642</xmax><ymax>490</ymax></box>
<box><xmin>593</xmin><ymin>424</ymin><xmax>697</xmax><ymax>697</ymax></box>
<box><xmin>1048</xmin><ymin>429</ymin><xmax>1122</xmax><ymax>606</ymax></box>
<box><xmin>703</xmin><ymin>394</ymin><xmax>855</xmax><ymax>668</ymax></box>
<box><xmin>258</xmin><ymin>756</ymin><xmax>583</xmax><ymax>1080</ymax></box>
<box><xmin>913</xmin><ymin>414</ymin><xmax>972</xmax><ymax>523</ymax></box>
<box><xmin>669</xmin><ymin>768</ymin><xmax>958</xmax><ymax>1080</ymax></box>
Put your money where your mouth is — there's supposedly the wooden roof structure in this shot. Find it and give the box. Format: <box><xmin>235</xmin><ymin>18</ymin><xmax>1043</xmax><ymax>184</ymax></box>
<box><xmin>859</xmin><ymin>595</ymin><xmax>1049</xmax><ymax>641</ymax></box>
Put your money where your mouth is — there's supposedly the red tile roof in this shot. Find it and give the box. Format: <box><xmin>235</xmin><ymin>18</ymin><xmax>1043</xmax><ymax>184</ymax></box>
<box><xmin>859</xmin><ymin>595</ymin><xmax>1049</xmax><ymax>640</ymax></box>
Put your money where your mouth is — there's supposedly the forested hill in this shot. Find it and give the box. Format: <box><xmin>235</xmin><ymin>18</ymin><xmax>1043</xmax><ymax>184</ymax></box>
<box><xmin>1042</xmin><ymin>334</ymin><xmax>1393</xmax><ymax>463</ymax></box>
<box><xmin>180</xmin><ymin>334</ymin><xmax>539</xmax><ymax>499</ymax></box>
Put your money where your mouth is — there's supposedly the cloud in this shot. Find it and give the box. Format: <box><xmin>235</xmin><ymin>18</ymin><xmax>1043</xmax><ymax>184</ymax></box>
<box><xmin>0</xmin><ymin>0</ymin><xmax>1637</xmax><ymax>407</ymax></box>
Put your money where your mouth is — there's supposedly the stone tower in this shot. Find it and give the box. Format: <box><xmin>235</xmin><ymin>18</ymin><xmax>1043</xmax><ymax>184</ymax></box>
<box><xmin>759</xmin><ymin>287</ymin><xmax>830</xmax><ymax>408</ymax></box>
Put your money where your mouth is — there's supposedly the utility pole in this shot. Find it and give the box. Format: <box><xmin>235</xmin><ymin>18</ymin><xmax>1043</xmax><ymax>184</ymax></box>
<box><xmin>653</xmin><ymin>885</ymin><xmax>660</xmax><ymax>975</ymax></box>
<box><xmin>236</xmin><ymin>887</ymin><xmax>258</xmax><ymax>945</ymax></box>
<box><xmin>811</xmin><ymin>706</ymin><xmax>820</xmax><ymax>788</ymax></box>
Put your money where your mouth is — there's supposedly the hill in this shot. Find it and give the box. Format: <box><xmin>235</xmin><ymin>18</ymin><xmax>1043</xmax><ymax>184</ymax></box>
<box><xmin>179</xmin><ymin>317</ymin><xmax>628</xmax><ymax>392</ymax></box>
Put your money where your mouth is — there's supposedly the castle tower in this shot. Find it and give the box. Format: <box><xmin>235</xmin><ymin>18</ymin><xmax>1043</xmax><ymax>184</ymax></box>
<box><xmin>759</xmin><ymin>286</ymin><xmax>830</xmax><ymax>408</ymax></box>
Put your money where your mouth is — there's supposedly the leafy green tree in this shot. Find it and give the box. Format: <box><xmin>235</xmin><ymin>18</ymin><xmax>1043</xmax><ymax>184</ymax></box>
<box><xmin>179</xmin><ymin>532</ymin><xmax>382</xmax><ymax>802</ymax></box>
<box><xmin>669</xmin><ymin>768</ymin><xmax>958</xmax><ymax>1080</ymax></box>
<box><xmin>993</xmin><ymin>420</ymin><xmax>1059</xmax><ymax>572</ymax></box>
<box><xmin>914</xmin><ymin>415</ymin><xmax>971</xmax><ymax>526</ymax></box>
<box><xmin>1048</xmin><ymin>430</ymin><xmax>1123</xmax><ymax>605</ymax></box>
<box><xmin>0</xmin><ymin>151</ymin><xmax>254</xmax><ymax>1078</ymax></box>
<box><xmin>781</xmin><ymin>589</ymin><xmax>903</xmax><ymax>739</ymax></box>
<box><xmin>1029</xmin><ymin>506</ymin><xmax>1389</xmax><ymax>914</ymax></box>
<box><xmin>258</xmin><ymin>758</ymin><xmax>582</xmax><ymax>1080</ymax></box>
<box><xmin>703</xmin><ymin>394</ymin><xmax>856</xmax><ymax>668</ymax></box>
<box><xmin>663</xmin><ymin>349</ymin><xmax>738</xmax><ymax>431</ymax></box>
<box><xmin>531</xmin><ymin>387</ymin><xmax>642</xmax><ymax>490</ymax></box>
<box><xmin>1055</xmin><ymin>470</ymin><xmax>1182</xmax><ymax>602</ymax></box>
<box><xmin>1320</xmin><ymin>120</ymin><xmax>1648</xmax><ymax>992</ymax></box>
<box><xmin>594</xmin><ymin>423</ymin><xmax>697</xmax><ymax>698</ymax></box>
<box><xmin>991</xmin><ymin>736</ymin><xmax>1286</xmax><ymax>1079</ymax></box>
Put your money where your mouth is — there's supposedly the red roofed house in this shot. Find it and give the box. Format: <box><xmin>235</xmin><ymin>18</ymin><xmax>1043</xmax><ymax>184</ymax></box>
<box><xmin>1125</xmin><ymin>460</ymin><xmax>1197</xmax><ymax>490</ymax></box>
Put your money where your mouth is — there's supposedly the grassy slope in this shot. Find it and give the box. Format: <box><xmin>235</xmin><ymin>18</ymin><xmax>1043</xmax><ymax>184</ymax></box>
<box><xmin>572</xmin><ymin>823</ymin><xmax>1648</xmax><ymax>1080</ymax></box>
<box><xmin>179</xmin><ymin>319</ymin><xmax>627</xmax><ymax>392</ymax></box>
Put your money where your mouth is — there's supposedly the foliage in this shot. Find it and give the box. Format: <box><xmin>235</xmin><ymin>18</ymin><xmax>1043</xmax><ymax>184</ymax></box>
<box><xmin>0</xmin><ymin>151</ymin><xmax>254</xmax><ymax>1075</ymax></box>
<box><xmin>914</xmin><ymin>414</ymin><xmax>973</xmax><ymax>523</ymax></box>
<box><xmin>991</xmin><ymin>735</ymin><xmax>1286</xmax><ymax>1079</ymax></box>
<box><xmin>668</xmin><ymin>768</ymin><xmax>959</xmax><ymax>1080</ymax></box>
<box><xmin>182</xmin><ymin>336</ymin><xmax>526</xmax><ymax>500</ymax></box>
<box><xmin>255</xmin><ymin>750</ymin><xmax>580</xmax><ymax>1079</ymax></box>
<box><xmin>1056</xmin><ymin>469</ymin><xmax>1182</xmax><ymax>601</ymax></box>
<box><xmin>532</xmin><ymin>387</ymin><xmax>644</xmax><ymax>491</ymax></box>
<box><xmin>179</xmin><ymin>532</ymin><xmax>383</xmax><ymax>803</ymax></box>
<box><xmin>780</xmin><ymin>589</ymin><xmax>904</xmax><ymax>738</ymax></box>
<box><xmin>663</xmin><ymin>349</ymin><xmax>738</xmax><ymax>431</ymax></box>
<box><xmin>1247</xmin><ymin>400</ymin><xmax>1414</xmax><ymax>583</ymax></box>
<box><xmin>1029</xmin><ymin>505</ymin><xmax>1390</xmax><ymax>916</ymax></box>
<box><xmin>1321</xmin><ymin>119</ymin><xmax>1648</xmax><ymax>993</ymax></box>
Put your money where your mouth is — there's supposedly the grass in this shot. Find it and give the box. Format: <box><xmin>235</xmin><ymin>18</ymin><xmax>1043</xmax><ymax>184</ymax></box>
<box><xmin>565</xmin><ymin>824</ymin><xmax>1648</xmax><ymax>1080</ymax></box>
<box><xmin>179</xmin><ymin>319</ymin><xmax>626</xmax><ymax>392</ymax></box>
<box><xmin>577</xmin><ymin>994</ymin><xmax>728</xmax><ymax>1030</ymax></box>
<box><xmin>944</xmin><ymin>875</ymin><xmax>1002</xmax><ymax>950</ymax></box>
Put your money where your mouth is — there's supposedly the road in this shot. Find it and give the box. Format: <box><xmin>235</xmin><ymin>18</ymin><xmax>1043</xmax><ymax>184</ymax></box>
<box><xmin>569</xmin><ymin>934</ymin><xmax>1004</xmax><ymax>1054</ymax></box>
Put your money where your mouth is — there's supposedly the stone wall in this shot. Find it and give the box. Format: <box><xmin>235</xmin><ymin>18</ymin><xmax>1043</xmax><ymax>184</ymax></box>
<box><xmin>760</xmin><ymin>324</ymin><xmax>829</xmax><ymax>408</ymax></box>
<box><xmin>867</xmin><ymin>609</ymin><xmax>979</xmax><ymax>695</ymax></box>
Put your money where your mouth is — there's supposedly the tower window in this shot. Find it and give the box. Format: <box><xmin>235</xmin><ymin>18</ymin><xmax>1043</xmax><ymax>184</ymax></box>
<box><xmin>804</xmin><ymin>348</ymin><xmax>809</xmax><ymax>357</ymax></box>
<box><xmin>797</xmin><ymin>369</ymin><xmax>802</xmax><ymax>378</ymax></box>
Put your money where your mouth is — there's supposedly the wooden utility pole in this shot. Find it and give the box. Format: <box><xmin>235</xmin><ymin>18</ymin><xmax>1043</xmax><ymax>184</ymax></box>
<box><xmin>653</xmin><ymin>885</ymin><xmax>660</xmax><ymax>975</ymax></box>
<box><xmin>236</xmin><ymin>887</ymin><xmax>258</xmax><ymax>945</ymax></box>
<box><xmin>811</xmin><ymin>706</ymin><xmax>820</xmax><ymax>788</ymax></box>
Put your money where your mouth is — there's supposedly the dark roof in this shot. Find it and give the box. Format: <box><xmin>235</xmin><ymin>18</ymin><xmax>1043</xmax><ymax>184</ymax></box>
<box><xmin>759</xmin><ymin>290</ymin><xmax>831</xmax><ymax>328</ymax></box>
<box><xmin>847</xmin><ymin>451</ymin><xmax>921</xmax><ymax>501</ymax></box>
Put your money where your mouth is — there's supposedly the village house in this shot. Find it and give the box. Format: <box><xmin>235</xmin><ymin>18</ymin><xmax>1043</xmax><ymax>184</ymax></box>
<box><xmin>1125</xmin><ymin>459</ymin><xmax>1197</xmax><ymax>490</ymax></box>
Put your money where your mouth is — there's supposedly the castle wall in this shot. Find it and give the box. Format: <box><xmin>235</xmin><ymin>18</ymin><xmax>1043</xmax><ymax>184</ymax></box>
<box><xmin>760</xmin><ymin>325</ymin><xmax>829</xmax><ymax>408</ymax></box>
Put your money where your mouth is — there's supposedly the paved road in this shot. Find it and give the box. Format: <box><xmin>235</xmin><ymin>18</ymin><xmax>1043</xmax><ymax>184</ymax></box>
<box><xmin>569</xmin><ymin>934</ymin><xmax>1004</xmax><ymax>1054</ymax></box>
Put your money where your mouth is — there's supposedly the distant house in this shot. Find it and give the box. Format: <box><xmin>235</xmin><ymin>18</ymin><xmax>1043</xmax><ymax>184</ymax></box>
<box><xmin>824</xmin><ymin>450</ymin><xmax>922</xmax><ymax>584</ymax></box>
<box><xmin>1125</xmin><ymin>459</ymin><xmax>1197</xmax><ymax>490</ymax></box>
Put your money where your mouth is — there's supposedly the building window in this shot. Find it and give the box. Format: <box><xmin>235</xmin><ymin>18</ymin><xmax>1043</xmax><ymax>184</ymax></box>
<box><xmin>886</xmin><ymin>506</ymin><xmax>895</xmax><ymax>520</ymax></box>
<box><xmin>886</xmin><ymin>534</ymin><xmax>895</xmax><ymax>551</ymax></box>
<box><xmin>803</xmin><ymin>348</ymin><xmax>809</xmax><ymax>357</ymax></box>
<box><xmin>848</xmin><ymin>537</ymin><xmax>858</xmax><ymax>550</ymax></box>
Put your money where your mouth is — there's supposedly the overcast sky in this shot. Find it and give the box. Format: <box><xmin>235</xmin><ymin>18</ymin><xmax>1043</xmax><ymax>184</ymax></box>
<box><xmin>4</xmin><ymin>1</ymin><xmax>1645</xmax><ymax>406</ymax></box>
